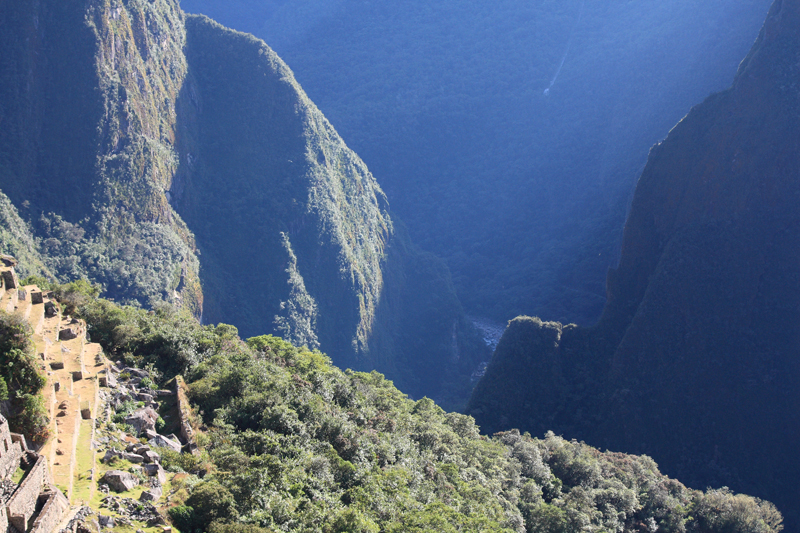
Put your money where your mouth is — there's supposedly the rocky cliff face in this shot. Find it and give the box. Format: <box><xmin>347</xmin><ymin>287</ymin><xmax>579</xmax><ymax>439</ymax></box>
<box><xmin>0</xmin><ymin>0</ymin><xmax>487</xmax><ymax>404</ymax></box>
<box><xmin>469</xmin><ymin>0</ymin><xmax>800</xmax><ymax>527</ymax></box>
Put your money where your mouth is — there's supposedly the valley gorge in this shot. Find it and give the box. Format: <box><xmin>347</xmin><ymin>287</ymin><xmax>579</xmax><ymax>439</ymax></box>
<box><xmin>0</xmin><ymin>0</ymin><xmax>795</xmax><ymax>531</ymax></box>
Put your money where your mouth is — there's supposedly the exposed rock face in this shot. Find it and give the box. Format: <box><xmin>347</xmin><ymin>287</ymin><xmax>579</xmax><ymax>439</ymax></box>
<box><xmin>101</xmin><ymin>470</ymin><xmax>140</xmax><ymax>492</ymax></box>
<box><xmin>124</xmin><ymin>408</ymin><xmax>159</xmax><ymax>436</ymax></box>
<box><xmin>469</xmin><ymin>0</ymin><xmax>800</xmax><ymax>528</ymax></box>
<box><xmin>149</xmin><ymin>434</ymin><xmax>181</xmax><ymax>453</ymax></box>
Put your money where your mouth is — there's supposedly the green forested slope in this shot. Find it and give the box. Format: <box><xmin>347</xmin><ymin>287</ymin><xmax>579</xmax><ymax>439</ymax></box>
<box><xmin>48</xmin><ymin>280</ymin><xmax>782</xmax><ymax>533</ymax></box>
<box><xmin>0</xmin><ymin>0</ymin><xmax>203</xmax><ymax>312</ymax></box>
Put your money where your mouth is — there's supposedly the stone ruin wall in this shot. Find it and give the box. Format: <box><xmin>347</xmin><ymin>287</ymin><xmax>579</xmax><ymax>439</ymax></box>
<box><xmin>29</xmin><ymin>490</ymin><xmax>69</xmax><ymax>533</ymax></box>
<box><xmin>7</xmin><ymin>454</ymin><xmax>50</xmax><ymax>532</ymax></box>
<box><xmin>0</xmin><ymin>418</ymin><xmax>24</xmax><ymax>480</ymax></box>
<box><xmin>175</xmin><ymin>375</ymin><xmax>195</xmax><ymax>446</ymax></box>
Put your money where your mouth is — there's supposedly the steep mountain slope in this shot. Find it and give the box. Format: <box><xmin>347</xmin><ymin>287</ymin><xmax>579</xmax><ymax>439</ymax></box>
<box><xmin>0</xmin><ymin>190</ymin><xmax>51</xmax><ymax>279</ymax></box>
<box><xmin>0</xmin><ymin>0</ymin><xmax>487</xmax><ymax>405</ymax></box>
<box><xmin>469</xmin><ymin>0</ymin><xmax>800</xmax><ymax>528</ymax></box>
<box><xmin>173</xmin><ymin>14</ymin><xmax>487</xmax><ymax>403</ymax></box>
<box><xmin>0</xmin><ymin>0</ymin><xmax>203</xmax><ymax>313</ymax></box>
<box><xmin>180</xmin><ymin>0</ymin><xmax>773</xmax><ymax>326</ymax></box>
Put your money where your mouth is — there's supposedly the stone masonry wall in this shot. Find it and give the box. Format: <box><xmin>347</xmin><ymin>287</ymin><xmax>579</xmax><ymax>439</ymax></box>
<box><xmin>0</xmin><ymin>418</ymin><xmax>23</xmax><ymax>480</ymax></box>
<box><xmin>7</xmin><ymin>454</ymin><xmax>47</xmax><ymax>532</ymax></box>
<box><xmin>29</xmin><ymin>489</ymin><xmax>69</xmax><ymax>533</ymax></box>
<box><xmin>175</xmin><ymin>376</ymin><xmax>195</xmax><ymax>446</ymax></box>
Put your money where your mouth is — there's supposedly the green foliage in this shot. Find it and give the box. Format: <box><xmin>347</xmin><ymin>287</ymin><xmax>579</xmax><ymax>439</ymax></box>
<box><xmin>689</xmin><ymin>489</ymin><xmax>784</xmax><ymax>533</ymax></box>
<box><xmin>0</xmin><ymin>191</ymin><xmax>52</xmax><ymax>280</ymax></box>
<box><xmin>168</xmin><ymin>505</ymin><xmax>197</xmax><ymax>533</ymax></box>
<box><xmin>68</xmin><ymin>292</ymin><xmax>781</xmax><ymax>533</ymax></box>
<box><xmin>186</xmin><ymin>482</ymin><xmax>239</xmax><ymax>525</ymax></box>
<box><xmin>0</xmin><ymin>311</ymin><xmax>49</xmax><ymax>440</ymax></box>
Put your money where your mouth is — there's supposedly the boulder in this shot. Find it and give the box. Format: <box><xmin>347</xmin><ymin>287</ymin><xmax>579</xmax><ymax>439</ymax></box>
<box><xmin>143</xmin><ymin>463</ymin><xmax>166</xmax><ymax>484</ymax></box>
<box><xmin>60</xmin><ymin>327</ymin><xmax>80</xmax><ymax>340</ymax></box>
<box><xmin>149</xmin><ymin>434</ymin><xmax>181</xmax><ymax>453</ymax></box>
<box><xmin>140</xmin><ymin>486</ymin><xmax>162</xmax><ymax>502</ymax></box>
<box><xmin>101</xmin><ymin>450</ymin><xmax>119</xmax><ymax>464</ymax></box>
<box><xmin>125</xmin><ymin>407</ymin><xmax>158</xmax><ymax>436</ymax></box>
<box><xmin>31</xmin><ymin>291</ymin><xmax>43</xmax><ymax>304</ymax></box>
<box><xmin>121</xmin><ymin>452</ymin><xmax>144</xmax><ymax>464</ymax></box>
<box><xmin>141</xmin><ymin>450</ymin><xmax>160</xmax><ymax>464</ymax></box>
<box><xmin>98</xmin><ymin>515</ymin><xmax>115</xmax><ymax>528</ymax></box>
<box><xmin>124</xmin><ymin>368</ymin><xmax>149</xmax><ymax>379</ymax></box>
<box><xmin>44</xmin><ymin>301</ymin><xmax>58</xmax><ymax>317</ymax></box>
<box><xmin>137</xmin><ymin>393</ymin><xmax>154</xmax><ymax>403</ymax></box>
<box><xmin>100</xmin><ymin>470</ymin><xmax>139</xmax><ymax>492</ymax></box>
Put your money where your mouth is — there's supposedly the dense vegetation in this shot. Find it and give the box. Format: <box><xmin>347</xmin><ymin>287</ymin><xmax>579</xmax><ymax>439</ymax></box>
<box><xmin>0</xmin><ymin>310</ymin><xmax>48</xmax><ymax>441</ymax></box>
<box><xmin>180</xmin><ymin>0</ymin><xmax>773</xmax><ymax>325</ymax></box>
<box><xmin>49</xmin><ymin>281</ymin><xmax>782</xmax><ymax>533</ymax></box>
<box><xmin>469</xmin><ymin>1</ymin><xmax>800</xmax><ymax>529</ymax></box>
<box><xmin>0</xmin><ymin>190</ymin><xmax>51</xmax><ymax>280</ymax></box>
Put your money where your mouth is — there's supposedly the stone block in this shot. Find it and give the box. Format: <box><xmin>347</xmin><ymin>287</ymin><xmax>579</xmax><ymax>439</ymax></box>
<box><xmin>148</xmin><ymin>434</ymin><xmax>181</xmax><ymax>453</ymax></box>
<box><xmin>141</xmin><ymin>450</ymin><xmax>160</xmax><ymax>464</ymax></box>
<box><xmin>60</xmin><ymin>327</ymin><xmax>79</xmax><ymax>341</ymax></box>
<box><xmin>143</xmin><ymin>463</ymin><xmax>166</xmax><ymax>485</ymax></box>
<box><xmin>139</xmin><ymin>486</ymin><xmax>162</xmax><ymax>502</ymax></box>
<box><xmin>124</xmin><ymin>407</ymin><xmax>158</xmax><ymax>436</ymax></box>
<box><xmin>100</xmin><ymin>470</ymin><xmax>139</xmax><ymax>492</ymax></box>
<box><xmin>120</xmin><ymin>452</ymin><xmax>144</xmax><ymax>464</ymax></box>
<box><xmin>30</xmin><ymin>292</ymin><xmax>43</xmax><ymax>305</ymax></box>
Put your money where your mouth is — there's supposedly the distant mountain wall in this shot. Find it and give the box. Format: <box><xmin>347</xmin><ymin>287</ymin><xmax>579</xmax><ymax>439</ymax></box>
<box><xmin>468</xmin><ymin>0</ymin><xmax>800</xmax><ymax>528</ymax></box>
<box><xmin>0</xmin><ymin>0</ymin><xmax>487</xmax><ymax>406</ymax></box>
<box><xmin>180</xmin><ymin>0</ymin><xmax>773</xmax><ymax>326</ymax></box>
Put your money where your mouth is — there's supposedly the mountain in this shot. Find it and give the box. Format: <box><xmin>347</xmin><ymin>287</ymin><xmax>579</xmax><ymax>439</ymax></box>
<box><xmin>0</xmin><ymin>0</ymin><xmax>487</xmax><ymax>406</ymax></box>
<box><xmin>468</xmin><ymin>0</ymin><xmax>800</xmax><ymax>528</ymax></box>
<box><xmin>179</xmin><ymin>0</ymin><xmax>773</xmax><ymax>326</ymax></box>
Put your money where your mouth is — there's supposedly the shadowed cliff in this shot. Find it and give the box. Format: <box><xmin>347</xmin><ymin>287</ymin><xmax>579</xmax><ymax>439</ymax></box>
<box><xmin>469</xmin><ymin>0</ymin><xmax>800</xmax><ymax>527</ymax></box>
